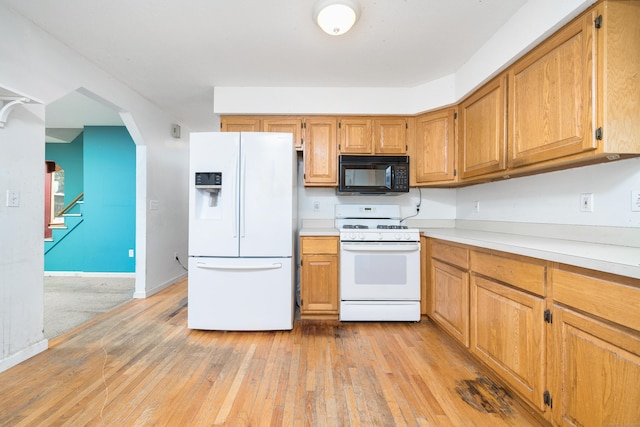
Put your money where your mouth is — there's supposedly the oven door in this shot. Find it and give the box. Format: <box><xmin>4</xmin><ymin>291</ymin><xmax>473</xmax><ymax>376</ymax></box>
<box><xmin>340</xmin><ymin>241</ymin><xmax>420</xmax><ymax>301</ymax></box>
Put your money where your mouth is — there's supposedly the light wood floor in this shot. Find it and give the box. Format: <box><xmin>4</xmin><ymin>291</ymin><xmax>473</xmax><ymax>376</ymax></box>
<box><xmin>0</xmin><ymin>278</ymin><xmax>544</xmax><ymax>426</ymax></box>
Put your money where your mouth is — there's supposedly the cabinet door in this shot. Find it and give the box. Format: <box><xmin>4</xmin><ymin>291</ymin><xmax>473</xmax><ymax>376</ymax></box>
<box><xmin>339</xmin><ymin>117</ymin><xmax>372</xmax><ymax>154</ymax></box>
<box><xmin>221</xmin><ymin>116</ymin><xmax>261</xmax><ymax>132</ymax></box>
<box><xmin>374</xmin><ymin>118</ymin><xmax>407</xmax><ymax>154</ymax></box>
<box><xmin>420</xmin><ymin>236</ymin><xmax>429</xmax><ymax>316</ymax></box>
<box><xmin>262</xmin><ymin>117</ymin><xmax>304</xmax><ymax>151</ymax></box>
<box><xmin>303</xmin><ymin>117</ymin><xmax>338</xmax><ymax>185</ymax></box>
<box><xmin>459</xmin><ymin>75</ymin><xmax>507</xmax><ymax>179</ymax></box>
<box><xmin>300</xmin><ymin>254</ymin><xmax>339</xmax><ymax>315</ymax></box>
<box><xmin>431</xmin><ymin>260</ymin><xmax>469</xmax><ymax>347</ymax></box>
<box><xmin>551</xmin><ymin>306</ymin><xmax>640</xmax><ymax>427</ymax></box>
<box><xmin>470</xmin><ymin>275</ymin><xmax>546</xmax><ymax>411</ymax></box>
<box><xmin>413</xmin><ymin>108</ymin><xmax>457</xmax><ymax>184</ymax></box>
<box><xmin>508</xmin><ymin>13</ymin><xmax>596</xmax><ymax>168</ymax></box>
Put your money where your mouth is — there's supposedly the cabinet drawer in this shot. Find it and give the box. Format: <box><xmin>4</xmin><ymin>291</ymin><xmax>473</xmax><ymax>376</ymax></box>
<box><xmin>431</xmin><ymin>240</ymin><xmax>469</xmax><ymax>269</ymax></box>
<box><xmin>471</xmin><ymin>251</ymin><xmax>546</xmax><ymax>296</ymax></box>
<box><xmin>301</xmin><ymin>237</ymin><xmax>338</xmax><ymax>255</ymax></box>
<box><xmin>553</xmin><ymin>267</ymin><xmax>640</xmax><ymax>331</ymax></box>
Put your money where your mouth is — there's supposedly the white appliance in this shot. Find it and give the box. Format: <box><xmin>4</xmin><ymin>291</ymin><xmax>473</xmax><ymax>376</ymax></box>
<box><xmin>336</xmin><ymin>204</ymin><xmax>421</xmax><ymax>321</ymax></box>
<box><xmin>188</xmin><ymin>132</ymin><xmax>296</xmax><ymax>331</ymax></box>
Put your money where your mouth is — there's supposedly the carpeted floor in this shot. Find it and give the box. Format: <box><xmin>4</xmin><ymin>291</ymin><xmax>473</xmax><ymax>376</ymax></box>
<box><xmin>44</xmin><ymin>276</ymin><xmax>135</xmax><ymax>339</ymax></box>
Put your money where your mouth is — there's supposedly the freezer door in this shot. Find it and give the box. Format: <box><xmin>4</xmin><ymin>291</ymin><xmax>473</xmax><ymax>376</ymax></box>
<box><xmin>239</xmin><ymin>133</ymin><xmax>294</xmax><ymax>257</ymax></box>
<box><xmin>187</xmin><ymin>257</ymin><xmax>294</xmax><ymax>331</ymax></box>
<box><xmin>189</xmin><ymin>132</ymin><xmax>240</xmax><ymax>257</ymax></box>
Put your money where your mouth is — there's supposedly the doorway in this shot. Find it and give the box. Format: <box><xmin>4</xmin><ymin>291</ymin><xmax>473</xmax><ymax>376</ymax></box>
<box><xmin>43</xmin><ymin>89</ymin><xmax>138</xmax><ymax>339</ymax></box>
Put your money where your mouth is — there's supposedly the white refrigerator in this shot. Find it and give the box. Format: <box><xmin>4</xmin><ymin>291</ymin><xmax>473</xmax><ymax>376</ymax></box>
<box><xmin>188</xmin><ymin>132</ymin><xmax>296</xmax><ymax>330</ymax></box>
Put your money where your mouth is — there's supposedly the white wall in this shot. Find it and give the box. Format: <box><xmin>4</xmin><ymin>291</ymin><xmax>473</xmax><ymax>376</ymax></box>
<box><xmin>0</xmin><ymin>102</ymin><xmax>49</xmax><ymax>372</ymax></box>
<box><xmin>0</xmin><ymin>4</ymin><xmax>189</xmax><ymax>371</ymax></box>
<box><xmin>457</xmin><ymin>158</ymin><xmax>640</xmax><ymax>228</ymax></box>
<box><xmin>214</xmin><ymin>0</ymin><xmax>596</xmax><ymax>115</ymax></box>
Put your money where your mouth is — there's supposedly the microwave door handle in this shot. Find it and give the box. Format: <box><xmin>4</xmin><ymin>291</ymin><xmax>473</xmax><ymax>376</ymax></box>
<box><xmin>387</xmin><ymin>166</ymin><xmax>393</xmax><ymax>190</ymax></box>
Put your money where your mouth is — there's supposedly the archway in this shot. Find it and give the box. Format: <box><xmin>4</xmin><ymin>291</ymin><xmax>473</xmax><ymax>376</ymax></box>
<box><xmin>43</xmin><ymin>88</ymin><xmax>143</xmax><ymax>338</ymax></box>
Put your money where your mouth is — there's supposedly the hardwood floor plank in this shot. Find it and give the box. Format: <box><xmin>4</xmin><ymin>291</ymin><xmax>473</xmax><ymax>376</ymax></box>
<box><xmin>0</xmin><ymin>278</ymin><xmax>545</xmax><ymax>426</ymax></box>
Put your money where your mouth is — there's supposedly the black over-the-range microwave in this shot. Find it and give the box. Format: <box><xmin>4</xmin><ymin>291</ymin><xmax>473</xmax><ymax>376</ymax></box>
<box><xmin>338</xmin><ymin>155</ymin><xmax>410</xmax><ymax>194</ymax></box>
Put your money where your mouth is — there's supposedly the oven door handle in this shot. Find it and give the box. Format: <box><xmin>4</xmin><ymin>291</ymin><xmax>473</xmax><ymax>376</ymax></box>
<box><xmin>341</xmin><ymin>243</ymin><xmax>420</xmax><ymax>252</ymax></box>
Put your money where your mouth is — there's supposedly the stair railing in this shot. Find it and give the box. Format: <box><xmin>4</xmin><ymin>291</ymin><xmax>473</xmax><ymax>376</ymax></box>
<box><xmin>55</xmin><ymin>192</ymin><xmax>84</xmax><ymax>218</ymax></box>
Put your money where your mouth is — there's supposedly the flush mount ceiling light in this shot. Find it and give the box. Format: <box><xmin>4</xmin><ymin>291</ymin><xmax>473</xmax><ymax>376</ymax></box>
<box><xmin>314</xmin><ymin>0</ymin><xmax>360</xmax><ymax>36</ymax></box>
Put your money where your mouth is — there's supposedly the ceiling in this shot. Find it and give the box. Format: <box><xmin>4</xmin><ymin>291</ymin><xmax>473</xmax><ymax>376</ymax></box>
<box><xmin>1</xmin><ymin>0</ymin><xmax>529</xmax><ymax>131</ymax></box>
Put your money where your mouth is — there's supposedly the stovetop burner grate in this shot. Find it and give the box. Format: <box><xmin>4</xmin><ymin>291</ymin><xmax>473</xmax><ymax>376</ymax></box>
<box><xmin>377</xmin><ymin>225</ymin><xmax>408</xmax><ymax>229</ymax></box>
<box><xmin>342</xmin><ymin>224</ymin><xmax>369</xmax><ymax>229</ymax></box>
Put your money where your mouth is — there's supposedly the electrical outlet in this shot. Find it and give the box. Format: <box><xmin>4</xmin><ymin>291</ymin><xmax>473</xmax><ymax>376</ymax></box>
<box><xmin>128</xmin><ymin>249</ymin><xmax>134</xmax><ymax>257</ymax></box>
<box><xmin>580</xmin><ymin>193</ymin><xmax>594</xmax><ymax>212</ymax></box>
<box><xmin>473</xmin><ymin>201</ymin><xmax>480</xmax><ymax>213</ymax></box>
<box><xmin>312</xmin><ymin>200</ymin><xmax>321</xmax><ymax>212</ymax></box>
<box><xmin>174</xmin><ymin>251</ymin><xmax>179</xmax><ymax>260</ymax></box>
<box><xmin>632</xmin><ymin>189</ymin><xmax>640</xmax><ymax>212</ymax></box>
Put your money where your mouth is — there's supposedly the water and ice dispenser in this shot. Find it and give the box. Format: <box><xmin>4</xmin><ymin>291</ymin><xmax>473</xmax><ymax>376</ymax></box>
<box><xmin>194</xmin><ymin>172</ymin><xmax>222</xmax><ymax>218</ymax></box>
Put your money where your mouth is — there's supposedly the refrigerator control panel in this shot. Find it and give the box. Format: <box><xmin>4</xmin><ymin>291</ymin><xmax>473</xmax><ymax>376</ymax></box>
<box><xmin>195</xmin><ymin>172</ymin><xmax>222</xmax><ymax>188</ymax></box>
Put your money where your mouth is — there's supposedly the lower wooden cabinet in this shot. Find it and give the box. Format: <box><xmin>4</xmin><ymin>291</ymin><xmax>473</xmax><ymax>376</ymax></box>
<box><xmin>470</xmin><ymin>275</ymin><xmax>546</xmax><ymax>411</ymax></box>
<box><xmin>549</xmin><ymin>265</ymin><xmax>640</xmax><ymax>426</ymax></box>
<box><xmin>300</xmin><ymin>236</ymin><xmax>339</xmax><ymax>319</ymax></box>
<box><xmin>427</xmin><ymin>238</ymin><xmax>640</xmax><ymax>424</ymax></box>
<box><xmin>428</xmin><ymin>239</ymin><xmax>470</xmax><ymax>346</ymax></box>
<box><xmin>432</xmin><ymin>259</ymin><xmax>469</xmax><ymax>347</ymax></box>
<box><xmin>550</xmin><ymin>305</ymin><xmax>640</xmax><ymax>426</ymax></box>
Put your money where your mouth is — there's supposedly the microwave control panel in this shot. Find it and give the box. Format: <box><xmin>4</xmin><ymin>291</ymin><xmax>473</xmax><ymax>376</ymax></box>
<box><xmin>395</xmin><ymin>165</ymin><xmax>409</xmax><ymax>190</ymax></box>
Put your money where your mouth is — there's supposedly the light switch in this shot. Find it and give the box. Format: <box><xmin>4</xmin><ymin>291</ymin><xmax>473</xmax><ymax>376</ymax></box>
<box><xmin>6</xmin><ymin>190</ymin><xmax>19</xmax><ymax>207</ymax></box>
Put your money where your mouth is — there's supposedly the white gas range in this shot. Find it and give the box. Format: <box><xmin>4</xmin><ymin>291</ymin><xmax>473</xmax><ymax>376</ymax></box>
<box><xmin>335</xmin><ymin>204</ymin><xmax>421</xmax><ymax>321</ymax></box>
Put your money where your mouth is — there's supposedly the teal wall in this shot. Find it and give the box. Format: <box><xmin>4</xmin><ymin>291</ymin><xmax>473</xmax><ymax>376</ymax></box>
<box><xmin>44</xmin><ymin>126</ymin><xmax>136</xmax><ymax>272</ymax></box>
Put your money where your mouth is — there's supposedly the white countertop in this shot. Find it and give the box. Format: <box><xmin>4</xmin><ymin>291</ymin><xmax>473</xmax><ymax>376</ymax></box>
<box><xmin>299</xmin><ymin>227</ymin><xmax>339</xmax><ymax>236</ymax></box>
<box><xmin>420</xmin><ymin>227</ymin><xmax>640</xmax><ymax>280</ymax></box>
<box><xmin>299</xmin><ymin>218</ymin><xmax>640</xmax><ymax>280</ymax></box>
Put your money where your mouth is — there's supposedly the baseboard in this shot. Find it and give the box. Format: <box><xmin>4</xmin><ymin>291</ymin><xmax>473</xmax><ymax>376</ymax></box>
<box><xmin>44</xmin><ymin>271</ymin><xmax>136</xmax><ymax>278</ymax></box>
<box><xmin>133</xmin><ymin>272</ymin><xmax>187</xmax><ymax>299</ymax></box>
<box><xmin>0</xmin><ymin>339</ymin><xmax>48</xmax><ymax>374</ymax></box>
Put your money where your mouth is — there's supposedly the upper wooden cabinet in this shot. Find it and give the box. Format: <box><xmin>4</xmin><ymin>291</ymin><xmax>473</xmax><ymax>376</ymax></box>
<box><xmin>411</xmin><ymin>108</ymin><xmax>457</xmax><ymax>185</ymax></box>
<box><xmin>595</xmin><ymin>0</ymin><xmax>640</xmax><ymax>156</ymax></box>
<box><xmin>338</xmin><ymin>117</ymin><xmax>373</xmax><ymax>154</ymax></box>
<box><xmin>338</xmin><ymin>117</ymin><xmax>407</xmax><ymax>155</ymax></box>
<box><xmin>508</xmin><ymin>0</ymin><xmax>640</xmax><ymax>170</ymax></box>
<box><xmin>262</xmin><ymin>117</ymin><xmax>304</xmax><ymax>151</ymax></box>
<box><xmin>458</xmin><ymin>74</ymin><xmax>508</xmax><ymax>179</ymax></box>
<box><xmin>221</xmin><ymin>116</ymin><xmax>303</xmax><ymax>150</ymax></box>
<box><xmin>304</xmin><ymin>117</ymin><xmax>338</xmax><ymax>186</ymax></box>
<box><xmin>374</xmin><ymin>117</ymin><xmax>407</xmax><ymax>154</ymax></box>
<box><xmin>220</xmin><ymin>116</ymin><xmax>261</xmax><ymax>132</ymax></box>
<box><xmin>508</xmin><ymin>10</ymin><xmax>596</xmax><ymax>168</ymax></box>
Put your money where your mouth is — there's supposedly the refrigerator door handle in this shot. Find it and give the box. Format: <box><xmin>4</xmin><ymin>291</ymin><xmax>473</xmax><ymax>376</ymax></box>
<box><xmin>195</xmin><ymin>262</ymin><xmax>283</xmax><ymax>271</ymax></box>
<box><xmin>240</xmin><ymin>151</ymin><xmax>247</xmax><ymax>238</ymax></box>
<box><xmin>233</xmin><ymin>151</ymin><xmax>239</xmax><ymax>238</ymax></box>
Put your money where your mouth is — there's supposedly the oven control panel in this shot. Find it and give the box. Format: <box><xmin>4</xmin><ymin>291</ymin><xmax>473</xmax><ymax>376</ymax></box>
<box><xmin>340</xmin><ymin>230</ymin><xmax>420</xmax><ymax>242</ymax></box>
